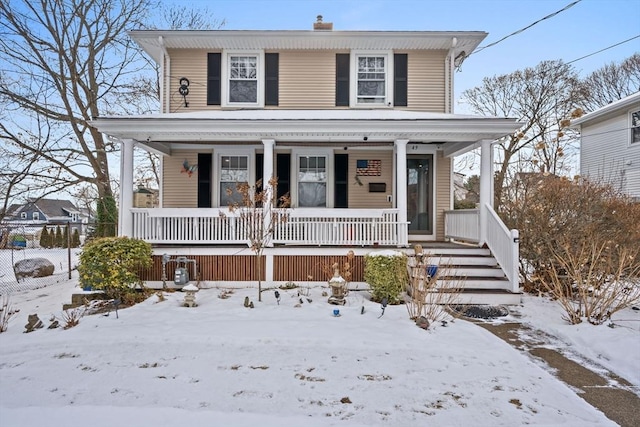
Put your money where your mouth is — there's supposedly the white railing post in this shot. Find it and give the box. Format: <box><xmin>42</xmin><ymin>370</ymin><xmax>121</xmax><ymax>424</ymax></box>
<box><xmin>510</xmin><ymin>228</ymin><xmax>520</xmax><ymax>292</ymax></box>
<box><xmin>262</xmin><ymin>139</ymin><xmax>275</xmax><ymax>248</ymax></box>
<box><xmin>119</xmin><ymin>139</ymin><xmax>135</xmax><ymax>237</ymax></box>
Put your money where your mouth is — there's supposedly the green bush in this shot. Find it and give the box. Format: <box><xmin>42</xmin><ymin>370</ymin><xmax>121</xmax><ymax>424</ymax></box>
<box><xmin>364</xmin><ymin>251</ymin><xmax>408</xmax><ymax>304</ymax></box>
<box><xmin>78</xmin><ymin>237</ymin><xmax>152</xmax><ymax>300</ymax></box>
<box><xmin>71</xmin><ymin>228</ymin><xmax>81</xmax><ymax>248</ymax></box>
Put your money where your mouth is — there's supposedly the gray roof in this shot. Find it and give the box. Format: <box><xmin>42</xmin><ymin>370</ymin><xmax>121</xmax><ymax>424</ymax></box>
<box><xmin>20</xmin><ymin>198</ymin><xmax>80</xmax><ymax>219</ymax></box>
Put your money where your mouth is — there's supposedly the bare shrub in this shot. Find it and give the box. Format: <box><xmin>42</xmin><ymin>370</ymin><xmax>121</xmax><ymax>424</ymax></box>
<box><xmin>60</xmin><ymin>307</ymin><xmax>85</xmax><ymax>329</ymax></box>
<box><xmin>406</xmin><ymin>248</ymin><xmax>462</xmax><ymax>327</ymax></box>
<box><xmin>503</xmin><ymin>176</ymin><xmax>640</xmax><ymax>323</ymax></box>
<box><xmin>0</xmin><ymin>295</ymin><xmax>19</xmax><ymax>333</ymax></box>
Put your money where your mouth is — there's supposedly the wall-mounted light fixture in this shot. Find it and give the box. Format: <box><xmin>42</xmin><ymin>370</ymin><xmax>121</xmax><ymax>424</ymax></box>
<box><xmin>179</xmin><ymin>77</ymin><xmax>190</xmax><ymax>107</ymax></box>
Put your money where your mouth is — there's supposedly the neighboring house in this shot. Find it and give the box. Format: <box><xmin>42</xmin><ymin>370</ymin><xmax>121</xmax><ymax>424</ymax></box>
<box><xmin>133</xmin><ymin>186</ymin><xmax>159</xmax><ymax>208</ymax></box>
<box><xmin>572</xmin><ymin>91</ymin><xmax>640</xmax><ymax>200</ymax></box>
<box><xmin>6</xmin><ymin>198</ymin><xmax>89</xmax><ymax>232</ymax></box>
<box><xmin>3</xmin><ymin>198</ymin><xmax>89</xmax><ymax>248</ymax></box>
<box><xmin>92</xmin><ymin>17</ymin><xmax>523</xmax><ymax>303</ymax></box>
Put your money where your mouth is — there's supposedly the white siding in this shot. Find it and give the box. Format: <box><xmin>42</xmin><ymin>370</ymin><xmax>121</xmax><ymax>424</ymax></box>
<box><xmin>580</xmin><ymin>113</ymin><xmax>640</xmax><ymax>198</ymax></box>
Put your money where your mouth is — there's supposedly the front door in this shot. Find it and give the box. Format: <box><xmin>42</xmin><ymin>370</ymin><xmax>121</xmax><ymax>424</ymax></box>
<box><xmin>407</xmin><ymin>155</ymin><xmax>433</xmax><ymax>235</ymax></box>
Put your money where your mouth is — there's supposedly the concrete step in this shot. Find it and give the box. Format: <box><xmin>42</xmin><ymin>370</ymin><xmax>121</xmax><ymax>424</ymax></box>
<box><xmin>453</xmin><ymin>290</ymin><xmax>522</xmax><ymax>305</ymax></box>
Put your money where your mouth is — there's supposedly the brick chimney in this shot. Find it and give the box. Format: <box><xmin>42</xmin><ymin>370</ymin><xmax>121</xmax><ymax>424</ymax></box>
<box><xmin>313</xmin><ymin>15</ymin><xmax>333</xmax><ymax>31</ymax></box>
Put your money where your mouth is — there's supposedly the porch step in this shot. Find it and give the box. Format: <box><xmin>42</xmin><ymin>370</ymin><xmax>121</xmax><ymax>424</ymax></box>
<box><xmin>438</xmin><ymin>266</ymin><xmax>506</xmax><ymax>278</ymax></box>
<box><xmin>436</xmin><ymin>277</ymin><xmax>510</xmax><ymax>289</ymax></box>
<box><xmin>451</xmin><ymin>289</ymin><xmax>522</xmax><ymax>305</ymax></box>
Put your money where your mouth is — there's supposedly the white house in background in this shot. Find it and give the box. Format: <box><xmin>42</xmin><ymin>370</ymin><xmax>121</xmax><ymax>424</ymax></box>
<box><xmin>572</xmin><ymin>92</ymin><xmax>640</xmax><ymax>200</ymax></box>
<box><xmin>91</xmin><ymin>17</ymin><xmax>523</xmax><ymax>303</ymax></box>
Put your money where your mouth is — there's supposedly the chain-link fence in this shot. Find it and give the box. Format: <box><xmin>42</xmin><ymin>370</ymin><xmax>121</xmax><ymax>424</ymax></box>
<box><xmin>0</xmin><ymin>223</ymin><xmax>82</xmax><ymax>295</ymax></box>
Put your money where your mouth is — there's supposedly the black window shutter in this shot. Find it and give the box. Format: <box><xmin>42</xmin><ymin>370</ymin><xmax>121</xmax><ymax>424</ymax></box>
<box><xmin>265</xmin><ymin>53</ymin><xmax>279</xmax><ymax>106</ymax></box>
<box><xmin>207</xmin><ymin>53</ymin><xmax>221</xmax><ymax>106</ymax></box>
<box><xmin>336</xmin><ymin>54</ymin><xmax>350</xmax><ymax>106</ymax></box>
<box><xmin>394</xmin><ymin>54</ymin><xmax>408</xmax><ymax>107</ymax></box>
<box><xmin>197</xmin><ymin>153</ymin><xmax>212</xmax><ymax>208</ymax></box>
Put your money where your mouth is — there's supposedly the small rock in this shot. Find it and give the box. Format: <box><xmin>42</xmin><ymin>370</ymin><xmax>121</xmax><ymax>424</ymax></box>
<box><xmin>249</xmin><ymin>301</ymin><xmax>254</xmax><ymax>309</ymax></box>
<box><xmin>244</xmin><ymin>296</ymin><xmax>250</xmax><ymax>308</ymax></box>
<box><xmin>24</xmin><ymin>314</ymin><xmax>44</xmax><ymax>333</ymax></box>
<box><xmin>340</xmin><ymin>397</ymin><xmax>352</xmax><ymax>404</ymax></box>
<box><xmin>415</xmin><ymin>316</ymin><xmax>430</xmax><ymax>330</ymax></box>
<box><xmin>48</xmin><ymin>320</ymin><xmax>60</xmax><ymax>329</ymax></box>
<box><xmin>321</xmin><ymin>291</ymin><xmax>328</xmax><ymax>297</ymax></box>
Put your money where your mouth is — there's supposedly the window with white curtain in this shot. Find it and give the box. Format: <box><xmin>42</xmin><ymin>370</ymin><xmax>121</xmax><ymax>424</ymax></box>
<box><xmin>356</xmin><ymin>55</ymin><xmax>387</xmax><ymax>105</ymax></box>
<box><xmin>220</xmin><ymin>155</ymin><xmax>249</xmax><ymax>206</ymax></box>
<box><xmin>298</xmin><ymin>156</ymin><xmax>326</xmax><ymax>207</ymax></box>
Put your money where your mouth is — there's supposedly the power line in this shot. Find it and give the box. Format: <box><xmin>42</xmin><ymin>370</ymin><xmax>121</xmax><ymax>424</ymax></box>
<box><xmin>566</xmin><ymin>35</ymin><xmax>640</xmax><ymax>65</ymax></box>
<box><xmin>472</xmin><ymin>0</ymin><xmax>582</xmax><ymax>55</ymax></box>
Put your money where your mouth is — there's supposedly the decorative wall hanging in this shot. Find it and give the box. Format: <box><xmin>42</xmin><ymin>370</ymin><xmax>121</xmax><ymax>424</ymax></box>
<box><xmin>356</xmin><ymin>159</ymin><xmax>381</xmax><ymax>176</ymax></box>
<box><xmin>181</xmin><ymin>159</ymin><xmax>198</xmax><ymax>177</ymax></box>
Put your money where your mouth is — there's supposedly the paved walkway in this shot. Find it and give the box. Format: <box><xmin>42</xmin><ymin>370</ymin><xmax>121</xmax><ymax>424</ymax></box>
<box><xmin>477</xmin><ymin>321</ymin><xmax>640</xmax><ymax>427</ymax></box>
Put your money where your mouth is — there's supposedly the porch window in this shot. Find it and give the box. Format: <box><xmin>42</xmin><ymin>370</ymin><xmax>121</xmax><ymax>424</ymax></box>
<box><xmin>220</xmin><ymin>155</ymin><xmax>249</xmax><ymax>206</ymax></box>
<box><xmin>631</xmin><ymin>109</ymin><xmax>640</xmax><ymax>144</ymax></box>
<box><xmin>298</xmin><ymin>156</ymin><xmax>327</xmax><ymax>207</ymax></box>
<box><xmin>356</xmin><ymin>55</ymin><xmax>387</xmax><ymax>105</ymax></box>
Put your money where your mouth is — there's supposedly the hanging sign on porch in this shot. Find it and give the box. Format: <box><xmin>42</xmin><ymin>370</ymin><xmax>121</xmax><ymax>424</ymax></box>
<box><xmin>356</xmin><ymin>159</ymin><xmax>381</xmax><ymax>176</ymax></box>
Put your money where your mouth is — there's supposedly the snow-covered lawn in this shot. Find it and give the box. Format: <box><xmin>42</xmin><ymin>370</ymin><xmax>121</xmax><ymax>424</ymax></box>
<box><xmin>1</xmin><ymin>275</ymin><xmax>638</xmax><ymax>426</ymax></box>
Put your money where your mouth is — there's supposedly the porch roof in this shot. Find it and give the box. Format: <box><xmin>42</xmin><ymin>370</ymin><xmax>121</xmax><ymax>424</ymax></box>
<box><xmin>92</xmin><ymin>110</ymin><xmax>522</xmax><ymax>157</ymax></box>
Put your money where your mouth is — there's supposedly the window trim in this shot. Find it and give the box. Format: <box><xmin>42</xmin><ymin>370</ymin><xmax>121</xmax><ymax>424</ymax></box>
<box><xmin>350</xmin><ymin>51</ymin><xmax>394</xmax><ymax>108</ymax></box>
<box><xmin>221</xmin><ymin>51</ymin><xmax>265</xmax><ymax>108</ymax></box>
<box><xmin>630</xmin><ymin>108</ymin><xmax>640</xmax><ymax>145</ymax></box>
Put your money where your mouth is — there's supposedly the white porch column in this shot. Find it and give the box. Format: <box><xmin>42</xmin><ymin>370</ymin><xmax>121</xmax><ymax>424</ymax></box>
<box><xmin>395</xmin><ymin>139</ymin><xmax>409</xmax><ymax>247</ymax></box>
<box><xmin>262</xmin><ymin>139</ymin><xmax>275</xmax><ymax>248</ymax></box>
<box><xmin>478</xmin><ymin>139</ymin><xmax>493</xmax><ymax>247</ymax></box>
<box><xmin>119</xmin><ymin>139</ymin><xmax>135</xmax><ymax>237</ymax></box>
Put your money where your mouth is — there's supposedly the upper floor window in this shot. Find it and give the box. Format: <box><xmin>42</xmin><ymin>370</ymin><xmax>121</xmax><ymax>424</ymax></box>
<box><xmin>220</xmin><ymin>155</ymin><xmax>249</xmax><ymax>206</ymax></box>
<box><xmin>348</xmin><ymin>51</ymin><xmax>395</xmax><ymax>108</ymax></box>
<box><xmin>631</xmin><ymin>109</ymin><xmax>640</xmax><ymax>144</ymax></box>
<box><xmin>357</xmin><ymin>55</ymin><xmax>387</xmax><ymax>104</ymax></box>
<box><xmin>32</xmin><ymin>212</ymin><xmax>39</xmax><ymax>221</ymax></box>
<box><xmin>208</xmin><ymin>52</ymin><xmax>278</xmax><ymax>107</ymax></box>
<box><xmin>221</xmin><ymin>52</ymin><xmax>264</xmax><ymax>107</ymax></box>
<box><xmin>20</xmin><ymin>212</ymin><xmax>27</xmax><ymax>219</ymax></box>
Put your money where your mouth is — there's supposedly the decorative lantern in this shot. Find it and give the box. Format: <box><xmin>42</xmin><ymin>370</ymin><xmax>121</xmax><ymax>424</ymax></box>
<box><xmin>328</xmin><ymin>263</ymin><xmax>347</xmax><ymax>305</ymax></box>
<box><xmin>182</xmin><ymin>283</ymin><xmax>199</xmax><ymax>307</ymax></box>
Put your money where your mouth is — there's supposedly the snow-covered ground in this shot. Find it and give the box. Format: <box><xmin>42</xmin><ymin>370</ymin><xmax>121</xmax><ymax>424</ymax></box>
<box><xmin>1</xmin><ymin>271</ymin><xmax>638</xmax><ymax>427</ymax></box>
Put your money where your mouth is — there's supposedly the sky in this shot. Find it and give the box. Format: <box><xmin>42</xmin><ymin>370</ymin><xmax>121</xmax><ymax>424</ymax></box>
<box><xmin>164</xmin><ymin>0</ymin><xmax>640</xmax><ymax>113</ymax></box>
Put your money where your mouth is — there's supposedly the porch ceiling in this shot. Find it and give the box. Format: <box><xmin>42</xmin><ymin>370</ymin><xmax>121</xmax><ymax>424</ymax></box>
<box><xmin>92</xmin><ymin>110</ymin><xmax>522</xmax><ymax>156</ymax></box>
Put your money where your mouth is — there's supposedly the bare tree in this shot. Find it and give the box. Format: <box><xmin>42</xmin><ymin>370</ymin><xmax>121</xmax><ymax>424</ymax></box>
<box><xmin>462</xmin><ymin>60</ymin><xmax>582</xmax><ymax>209</ymax></box>
<box><xmin>0</xmin><ymin>0</ymin><xmax>153</xmax><ymax>207</ymax></box>
<box><xmin>579</xmin><ymin>53</ymin><xmax>640</xmax><ymax>112</ymax></box>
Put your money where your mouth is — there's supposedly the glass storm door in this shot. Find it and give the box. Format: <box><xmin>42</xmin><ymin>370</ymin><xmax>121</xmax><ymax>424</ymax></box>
<box><xmin>407</xmin><ymin>155</ymin><xmax>433</xmax><ymax>234</ymax></box>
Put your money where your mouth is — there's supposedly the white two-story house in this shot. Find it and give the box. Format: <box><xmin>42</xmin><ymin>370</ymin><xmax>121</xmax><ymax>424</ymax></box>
<box><xmin>572</xmin><ymin>91</ymin><xmax>640</xmax><ymax>200</ymax></box>
<box><xmin>92</xmin><ymin>17</ymin><xmax>523</xmax><ymax>303</ymax></box>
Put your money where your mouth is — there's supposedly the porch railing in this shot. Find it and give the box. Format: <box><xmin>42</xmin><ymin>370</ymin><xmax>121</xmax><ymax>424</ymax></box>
<box><xmin>444</xmin><ymin>209</ymin><xmax>480</xmax><ymax>243</ymax></box>
<box><xmin>273</xmin><ymin>209</ymin><xmax>400</xmax><ymax>246</ymax></box>
<box><xmin>444</xmin><ymin>206</ymin><xmax>520</xmax><ymax>292</ymax></box>
<box><xmin>131</xmin><ymin>208</ymin><xmax>402</xmax><ymax>246</ymax></box>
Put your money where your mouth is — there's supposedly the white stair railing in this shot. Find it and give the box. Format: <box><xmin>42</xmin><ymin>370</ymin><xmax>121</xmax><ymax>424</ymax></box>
<box><xmin>484</xmin><ymin>204</ymin><xmax>520</xmax><ymax>292</ymax></box>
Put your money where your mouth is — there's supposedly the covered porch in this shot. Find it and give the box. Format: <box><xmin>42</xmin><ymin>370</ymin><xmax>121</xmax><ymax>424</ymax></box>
<box><xmin>93</xmin><ymin>110</ymin><xmax>522</xmax><ymax>295</ymax></box>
